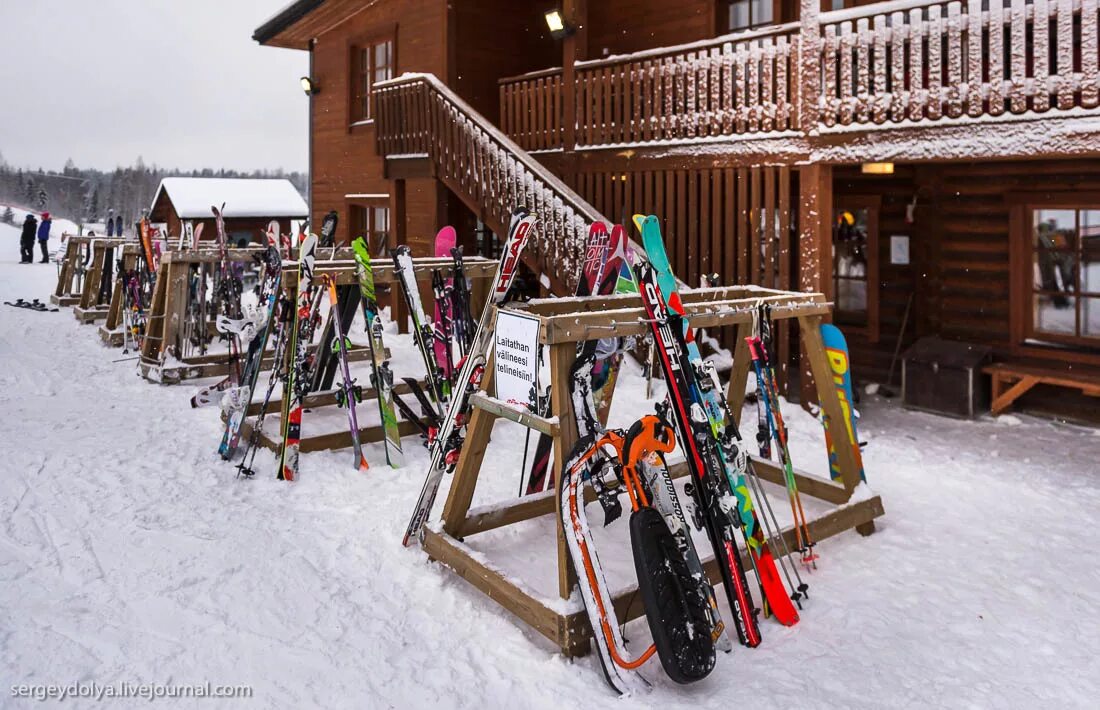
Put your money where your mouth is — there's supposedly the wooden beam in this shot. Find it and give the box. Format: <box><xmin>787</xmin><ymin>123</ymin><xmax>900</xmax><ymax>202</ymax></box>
<box><xmin>797</xmin><ymin>163</ymin><xmax>833</xmax><ymax>407</ymax></box>
<box><xmin>422</xmin><ymin>528</ymin><xmax>572</xmax><ymax>652</ymax></box>
<box><xmin>470</xmin><ymin>393</ymin><xmax>559</xmax><ymax>436</ymax></box>
<box><xmin>990</xmin><ymin>374</ymin><xmax>1040</xmax><ymax>415</ymax></box>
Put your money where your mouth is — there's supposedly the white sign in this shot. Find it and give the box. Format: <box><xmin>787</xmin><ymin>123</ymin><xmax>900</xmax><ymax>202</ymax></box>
<box><xmin>494</xmin><ymin>311</ymin><xmax>541</xmax><ymax>411</ymax></box>
<box><xmin>890</xmin><ymin>235</ymin><xmax>910</xmax><ymax>265</ymax></box>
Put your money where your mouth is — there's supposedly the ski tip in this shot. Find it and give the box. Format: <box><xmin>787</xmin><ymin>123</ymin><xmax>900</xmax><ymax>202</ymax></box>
<box><xmin>359</xmin><ymin>455</ymin><xmax>370</xmax><ymax>472</ymax></box>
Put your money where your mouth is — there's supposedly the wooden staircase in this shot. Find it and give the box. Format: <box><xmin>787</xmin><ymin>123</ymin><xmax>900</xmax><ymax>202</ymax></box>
<box><xmin>372</xmin><ymin>72</ymin><xmax>627</xmax><ymax>295</ymax></box>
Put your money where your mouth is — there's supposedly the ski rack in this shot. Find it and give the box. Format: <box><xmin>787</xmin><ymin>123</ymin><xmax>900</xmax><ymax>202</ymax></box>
<box><xmin>72</xmin><ymin>238</ymin><xmax>129</xmax><ymax>324</ymax></box>
<box><xmin>98</xmin><ymin>244</ymin><xmax>143</xmax><ymax>346</ymax></box>
<box><xmin>258</xmin><ymin>252</ymin><xmax>500</xmax><ymax>454</ymax></box>
<box><xmin>51</xmin><ymin>234</ymin><xmax>95</xmax><ymax>306</ymax></box>
<box><xmin>422</xmin><ymin>285</ymin><xmax>885</xmax><ymax>658</ymax></box>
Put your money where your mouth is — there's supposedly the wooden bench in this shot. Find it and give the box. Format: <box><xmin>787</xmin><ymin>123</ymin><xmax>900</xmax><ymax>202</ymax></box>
<box><xmin>983</xmin><ymin>363</ymin><xmax>1100</xmax><ymax>415</ymax></box>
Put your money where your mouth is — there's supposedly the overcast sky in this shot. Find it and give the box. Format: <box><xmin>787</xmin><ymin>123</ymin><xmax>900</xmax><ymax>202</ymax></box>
<box><xmin>0</xmin><ymin>0</ymin><xmax>308</xmax><ymax>173</ymax></box>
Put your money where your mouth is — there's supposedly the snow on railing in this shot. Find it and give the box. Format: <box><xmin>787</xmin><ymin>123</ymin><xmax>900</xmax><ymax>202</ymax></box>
<box><xmin>817</xmin><ymin>0</ymin><xmax>1100</xmax><ymax>127</ymax></box>
<box><xmin>374</xmin><ymin>73</ymin><xmax>639</xmax><ymax>292</ymax></box>
<box><xmin>499</xmin><ymin>0</ymin><xmax>1100</xmax><ymax>148</ymax></box>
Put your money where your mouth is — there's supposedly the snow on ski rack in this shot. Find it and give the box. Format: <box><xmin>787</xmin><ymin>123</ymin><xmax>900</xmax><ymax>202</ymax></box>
<box><xmin>417</xmin><ymin>285</ymin><xmax>884</xmax><ymax>661</ymax></box>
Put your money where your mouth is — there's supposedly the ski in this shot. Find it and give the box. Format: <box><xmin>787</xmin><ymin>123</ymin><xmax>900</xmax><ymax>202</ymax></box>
<box><xmin>322</xmin><ymin>274</ymin><xmax>370</xmax><ymax>471</ymax></box>
<box><xmin>219</xmin><ymin>246</ymin><xmax>283</xmax><ymax>459</ymax></box>
<box><xmin>432</xmin><ymin>226</ymin><xmax>458</xmax><ymax>397</ymax></box>
<box><xmin>524</xmin><ymin>222</ymin><xmax>620</xmax><ymax>494</ymax></box>
<box><xmin>393</xmin><ymin>245</ymin><xmax>447</xmax><ymax>417</ymax></box>
<box><xmin>351</xmin><ymin>236</ymin><xmax>404</xmax><ymax>468</ymax></box>
<box><xmin>635</xmin><ymin>259</ymin><xmax>762</xmax><ymax>648</ymax></box>
<box><xmin>402</xmin><ymin>207</ymin><xmax>534</xmax><ymax>546</ymax></box>
<box><xmin>640</xmin><ymin>215</ymin><xmax>800</xmax><ymax>627</ymax></box>
<box><xmin>278</xmin><ymin>234</ymin><xmax>319</xmax><ymax>481</ymax></box>
<box><xmin>821</xmin><ymin>323</ymin><xmax>866</xmax><ymax>485</ymax></box>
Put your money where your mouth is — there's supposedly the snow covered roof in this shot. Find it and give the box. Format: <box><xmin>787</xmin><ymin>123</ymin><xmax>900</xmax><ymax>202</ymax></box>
<box><xmin>151</xmin><ymin>178</ymin><xmax>308</xmax><ymax>220</ymax></box>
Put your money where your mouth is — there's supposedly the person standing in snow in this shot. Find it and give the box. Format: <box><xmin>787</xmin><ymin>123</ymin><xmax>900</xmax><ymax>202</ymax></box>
<box><xmin>37</xmin><ymin>212</ymin><xmax>52</xmax><ymax>263</ymax></box>
<box><xmin>19</xmin><ymin>213</ymin><xmax>37</xmax><ymax>263</ymax></box>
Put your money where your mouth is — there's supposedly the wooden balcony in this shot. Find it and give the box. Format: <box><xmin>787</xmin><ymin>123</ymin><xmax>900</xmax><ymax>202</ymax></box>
<box><xmin>499</xmin><ymin>0</ymin><xmax>1100</xmax><ymax>154</ymax></box>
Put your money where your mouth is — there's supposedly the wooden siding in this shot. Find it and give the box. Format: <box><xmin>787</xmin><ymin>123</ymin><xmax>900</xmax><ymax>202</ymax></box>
<box><xmin>587</xmin><ymin>0</ymin><xmax>716</xmax><ymax>58</ymax></box>
<box><xmin>835</xmin><ymin>159</ymin><xmax>1100</xmax><ymax>418</ymax></box>
<box><xmin>309</xmin><ymin>0</ymin><xmax>445</xmax><ymax>253</ymax></box>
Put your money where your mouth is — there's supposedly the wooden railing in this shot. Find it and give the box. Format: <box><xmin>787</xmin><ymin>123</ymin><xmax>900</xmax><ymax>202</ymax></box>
<box><xmin>374</xmin><ymin>73</ymin><xmax>613</xmax><ymax>292</ymax></box>
<box><xmin>499</xmin><ymin>0</ymin><xmax>1100</xmax><ymax>149</ymax></box>
<box><xmin>818</xmin><ymin>0</ymin><xmax>1100</xmax><ymax>126</ymax></box>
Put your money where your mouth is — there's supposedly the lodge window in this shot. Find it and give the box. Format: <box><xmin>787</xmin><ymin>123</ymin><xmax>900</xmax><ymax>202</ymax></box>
<box><xmin>1028</xmin><ymin>208</ymin><xmax>1100</xmax><ymax>344</ymax></box>
<box><xmin>351</xmin><ymin>37</ymin><xmax>393</xmax><ymax>123</ymax></box>
<box><xmin>832</xmin><ymin>200</ymin><xmax>880</xmax><ymax>342</ymax></box>
<box><xmin>350</xmin><ymin>203</ymin><xmax>390</xmax><ymax>255</ymax></box>
<box><xmin>727</xmin><ymin>0</ymin><xmax>774</xmax><ymax>31</ymax></box>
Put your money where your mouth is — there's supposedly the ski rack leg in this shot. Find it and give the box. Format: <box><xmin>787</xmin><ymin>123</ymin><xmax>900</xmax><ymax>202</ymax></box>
<box><xmin>548</xmin><ymin>340</ymin><xmax>582</xmax><ymax>604</ymax></box>
<box><xmin>724</xmin><ymin>322</ymin><xmax>753</xmax><ymax>427</ymax></box>
<box><xmin>441</xmin><ymin>364</ymin><xmax>497</xmax><ymax>537</ymax></box>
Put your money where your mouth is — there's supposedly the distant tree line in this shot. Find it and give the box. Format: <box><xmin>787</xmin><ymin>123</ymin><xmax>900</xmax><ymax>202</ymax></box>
<box><xmin>0</xmin><ymin>151</ymin><xmax>308</xmax><ymax>229</ymax></box>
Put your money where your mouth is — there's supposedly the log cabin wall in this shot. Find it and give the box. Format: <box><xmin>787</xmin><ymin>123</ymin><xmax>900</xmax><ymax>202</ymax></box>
<box><xmin>309</xmin><ymin>0</ymin><xmax>445</xmax><ymax>253</ymax></box>
<box><xmin>586</xmin><ymin>0</ymin><xmax>716</xmax><ymax>58</ymax></box>
<box><xmin>835</xmin><ymin>159</ymin><xmax>1100</xmax><ymax>420</ymax></box>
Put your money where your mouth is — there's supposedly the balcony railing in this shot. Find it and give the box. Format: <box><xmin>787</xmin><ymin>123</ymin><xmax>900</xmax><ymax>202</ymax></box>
<box><xmin>499</xmin><ymin>0</ymin><xmax>1100</xmax><ymax>151</ymax></box>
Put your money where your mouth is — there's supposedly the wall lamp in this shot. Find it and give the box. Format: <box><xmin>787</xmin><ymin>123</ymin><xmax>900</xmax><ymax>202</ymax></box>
<box><xmin>300</xmin><ymin>76</ymin><xmax>320</xmax><ymax>96</ymax></box>
<box><xmin>544</xmin><ymin>9</ymin><xmax>575</xmax><ymax>40</ymax></box>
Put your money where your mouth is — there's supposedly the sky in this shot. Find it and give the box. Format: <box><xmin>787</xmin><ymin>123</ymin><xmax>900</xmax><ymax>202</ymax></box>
<box><xmin>0</xmin><ymin>0</ymin><xmax>308</xmax><ymax>173</ymax></box>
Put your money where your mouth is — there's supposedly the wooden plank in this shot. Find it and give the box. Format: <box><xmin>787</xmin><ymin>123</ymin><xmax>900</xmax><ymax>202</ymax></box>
<box><xmin>548</xmin><ymin>340</ymin><xmax>580</xmax><ymax>600</ymax></box>
<box><xmin>985</xmin><ymin>0</ymin><xmax>1004</xmax><ymax>116</ymax></box>
<box><xmin>1033</xmin><ymin>0</ymin><xmax>1050</xmax><ymax>112</ymax></box>
<box><xmin>422</xmin><ymin>528</ymin><xmax>569</xmax><ymax>651</ymax></box>
<box><xmin>441</xmin><ymin>356</ymin><xmax>498</xmax><ymax>536</ymax></box>
<box><xmin>726</xmin><ymin>322</ymin><xmax>753</xmax><ymax>427</ymax></box>
<box><xmin>470</xmin><ymin>392</ymin><xmax>559</xmax><ymax>436</ymax></box>
<box><xmin>990</xmin><ymin>375</ymin><xmax>1040</xmax><ymax>415</ymax></box>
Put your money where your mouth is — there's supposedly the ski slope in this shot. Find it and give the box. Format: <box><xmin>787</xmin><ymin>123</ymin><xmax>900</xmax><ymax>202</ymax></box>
<box><xmin>0</xmin><ymin>254</ymin><xmax>1098</xmax><ymax>709</ymax></box>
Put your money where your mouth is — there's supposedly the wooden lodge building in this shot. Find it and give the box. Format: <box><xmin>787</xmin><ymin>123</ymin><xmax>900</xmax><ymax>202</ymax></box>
<box><xmin>254</xmin><ymin>0</ymin><xmax>1100</xmax><ymax>419</ymax></box>
<box><xmin>149</xmin><ymin>177</ymin><xmax>309</xmax><ymax>246</ymax></box>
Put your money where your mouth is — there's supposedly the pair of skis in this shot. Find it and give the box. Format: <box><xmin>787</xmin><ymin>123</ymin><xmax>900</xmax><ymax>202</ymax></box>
<box><xmin>402</xmin><ymin>207</ymin><xmax>535</xmax><ymax>546</ymax></box>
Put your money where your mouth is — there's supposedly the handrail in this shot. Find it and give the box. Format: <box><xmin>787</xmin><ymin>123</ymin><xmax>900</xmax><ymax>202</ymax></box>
<box><xmin>575</xmin><ymin>21</ymin><xmax>800</xmax><ymax>70</ymax></box>
<box><xmin>374</xmin><ymin>72</ymin><xmax>644</xmax><ymax>293</ymax></box>
<box><xmin>499</xmin><ymin>0</ymin><xmax>1100</xmax><ymax>150</ymax></box>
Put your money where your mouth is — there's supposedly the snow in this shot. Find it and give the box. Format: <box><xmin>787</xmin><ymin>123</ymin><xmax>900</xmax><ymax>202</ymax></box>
<box><xmin>2</xmin><ymin>254</ymin><xmax>1100</xmax><ymax>708</ymax></box>
<box><xmin>150</xmin><ymin>178</ymin><xmax>308</xmax><ymax>220</ymax></box>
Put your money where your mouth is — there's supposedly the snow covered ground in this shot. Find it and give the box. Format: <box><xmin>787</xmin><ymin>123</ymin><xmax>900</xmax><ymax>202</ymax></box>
<box><xmin>1</xmin><ymin>250</ymin><xmax>1099</xmax><ymax>709</ymax></box>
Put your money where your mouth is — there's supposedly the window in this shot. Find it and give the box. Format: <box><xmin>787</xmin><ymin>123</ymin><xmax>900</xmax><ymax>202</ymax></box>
<box><xmin>832</xmin><ymin>200</ymin><xmax>880</xmax><ymax>341</ymax></box>
<box><xmin>1029</xmin><ymin>208</ymin><xmax>1100</xmax><ymax>343</ymax></box>
<box><xmin>350</xmin><ymin>203</ymin><xmax>390</xmax><ymax>254</ymax></box>
<box><xmin>352</xmin><ymin>37</ymin><xmax>393</xmax><ymax>123</ymax></box>
<box><xmin>727</xmin><ymin>0</ymin><xmax>774</xmax><ymax>32</ymax></box>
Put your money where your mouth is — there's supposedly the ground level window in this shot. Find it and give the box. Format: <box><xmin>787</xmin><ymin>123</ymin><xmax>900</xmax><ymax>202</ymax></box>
<box><xmin>350</xmin><ymin>203</ymin><xmax>390</xmax><ymax>254</ymax></box>
<box><xmin>1030</xmin><ymin>208</ymin><xmax>1100</xmax><ymax>343</ymax></box>
<box><xmin>833</xmin><ymin>208</ymin><xmax>869</xmax><ymax>323</ymax></box>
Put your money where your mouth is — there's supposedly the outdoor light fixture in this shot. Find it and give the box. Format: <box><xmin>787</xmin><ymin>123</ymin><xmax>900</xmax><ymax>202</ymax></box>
<box><xmin>300</xmin><ymin>76</ymin><xmax>320</xmax><ymax>96</ymax></box>
<box><xmin>544</xmin><ymin>9</ymin><xmax>574</xmax><ymax>39</ymax></box>
<box><xmin>861</xmin><ymin>162</ymin><xmax>895</xmax><ymax>175</ymax></box>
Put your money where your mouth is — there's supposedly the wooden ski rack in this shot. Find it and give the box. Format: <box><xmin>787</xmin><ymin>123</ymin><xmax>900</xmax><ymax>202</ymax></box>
<box><xmin>72</xmin><ymin>238</ymin><xmax>129</xmax><ymax>323</ymax></box>
<box><xmin>246</xmin><ymin>253</ymin><xmax>501</xmax><ymax>456</ymax></box>
<box><xmin>98</xmin><ymin>244</ymin><xmax>142</xmax><ymax>346</ymax></box>
<box><xmin>51</xmin><ymin>234</ymin><xmax>95</xmax><ymax>306</ymax></box>
<box><xmin>421</xmin><ymin>286</ymin><xmax>885</xmax><ymax>657</ymax></box>
<box><xmin>136</xmin><ymin>250</ymin><xmax>499</xmax><ymax>383</ymax></box>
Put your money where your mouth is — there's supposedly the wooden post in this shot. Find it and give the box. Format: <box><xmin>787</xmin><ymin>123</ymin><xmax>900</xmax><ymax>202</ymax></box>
<box><xmin>441</xmin><ymin>362</ymin><xmax>497</xmax><ymax>537</ymax></box>
<box><xmin>548</xmin><ymin>340</ymin><xmax>580</xmax><ymax>602</ymax></box>
<box><xmin>798</xmin><ymin>0</ymin><xmax>822</xmax><ymax>133</ymax></box>
<box><xmin>561</xmin><ymin>0</ymin><xmax>587</xmax><ymax>152</ymax></box>
<box><xmin>726</xmin><ymin>321</ymin><xmax>753</xmax><ymax>426</ymax></box>
<box><xmin>390</xmin><ymin>179</ymin><xmax>409</xmax><ymax>334</ymax></box>
<box><xmin>797</xmin><ymin>163</ymin><xmax>832</xmax><ymax>406</ymax></box>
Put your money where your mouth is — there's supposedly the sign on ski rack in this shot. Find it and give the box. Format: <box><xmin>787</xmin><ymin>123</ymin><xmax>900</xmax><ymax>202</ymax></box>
<box><xmin>414</xmin><ymin>283</ymin><xmax>885</xmax><ymax>669</ymax></box>
<box><xmin>493</xmin><ymin>310</ymin><xmax>541</xmax><ymax>410</ymax></box>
